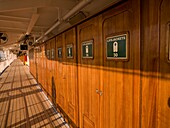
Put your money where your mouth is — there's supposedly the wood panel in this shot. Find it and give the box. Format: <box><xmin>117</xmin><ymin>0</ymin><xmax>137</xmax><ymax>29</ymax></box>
<box><xmin>41</xmin><ymin>44</ymin><xmax>46</xmax><ymax>88</ymax></box>
<box><xmin>50</xmin><ymin>38</ymin><xmax>56</xmax><ymax>103</ymax></box>
<box><xmin>78</xmin><ymin>16</ymin><xmax>101</xmax><ymax>128</ymax></box>
<box><xmin>44</xmin><ymin>42</ymin><xmax>50</xmax><ymax>93</ymax></box>
<box><xmin>46</xmin><ymin>40</ymin><xmax>52</xmax><ymax>96</ymax></box>
<box><xmin>64</xmin><ymin>28</ymin><xmax>78</xmax><ymax>125</ymax></box>
<box><xmin>37</xmin><ymin>46</ymin><xmax>42</xmax><ymax>85</ymax></box>
<box><xmin>141</xmin><ymin>0</ymin><xmax>161</xmax><ymax>127</ymax></box>
<box><xmin>46</xmin><ymin>38</ymin><xmax>56</xmax><ymax>99</ymax></box>
<box><xmin>56</xmin><ymin>34</ymin><xmax>67</xmax><ymax>111</ymax></box>
<box><xmin>101</xmin><ymin>1</ymin><xmax>140</xmax><ymax>127</ymax></box>
<box><xmin>29</xmin><ymin>49</ymin><xmax>36</xmax><ymax>78</ymax></box>
<box><xmin>29</xmin><ymin>48</ymin><xmax>34</xmax><ymax>76</ymax></box>
<box><xmin>158</xmin><ymin>0</ymin><xmax>170</xmax><ymax>127</ymax></box>
<box><xmin>34</xmin><ymin>49</ymin><xmax>37</xmax><ymax>79</ymax></box>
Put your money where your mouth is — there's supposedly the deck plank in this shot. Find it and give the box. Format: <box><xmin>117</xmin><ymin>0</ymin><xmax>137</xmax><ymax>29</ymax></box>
<box><xmin>0</xmin><ymin>59</ymin><xmax>69</xmax><ymax>128</ymax></box>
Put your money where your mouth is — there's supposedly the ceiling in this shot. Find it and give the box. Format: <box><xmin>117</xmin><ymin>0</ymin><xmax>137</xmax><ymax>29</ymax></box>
<box><xmin>0</xmin><ymin>0</ymin><xmax>120</xmax><ymax>52</ymax></box>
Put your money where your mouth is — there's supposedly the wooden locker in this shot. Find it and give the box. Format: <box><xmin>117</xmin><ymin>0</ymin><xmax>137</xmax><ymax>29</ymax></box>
<box><xmin>46</xmin><ymin>40</ymin><xmax>52</xmax><ymax>96</ymax></box>
<box><xmin>141</xmin><ymin>0</ymin><xmax>162</xmax><ymax>127</ymax></box>
<box><xmin>101</xmin><ymin>1</ymin><xmax>140</xmax><ymax>127</ymax></box>
<box><xmin>56</xmin><ymin>34</ymin><xmax>67</xmax><ymax>111</ymax></box>
<box><xmin>158</xmin><ymin>0</ymin><xmax>170</xmax><ymax>127</ymax></box>
<box><xmin>77</xmin><ymin>16</ymin><xmax>102</xmax><ymax>128</ymax></box>
<box><xmin>64</xmin><ymin>28</ymin><xmax>78</xmax><ymax>125</ymax></box>
<box><xmin>41</xmin><ymin>45</ymin><xmax>45</xmax><ymax>88</ymax></box>
<box><xmin>33</xmin><ymin>49</ymin><xmax>37</xmax><ymax>78</ymax></box>
<box><xmin>37</xmin><ymin>46</ymin><xmax>42</xmax><ymax>85</ymax></box>
<box><xmin>50</xmin><ymin>38</ymin><xmax>56</xmax><ymax>103</ymax></box>
<box><xmin>44</xmin><ymin>43</ymin><xmax>49</xmax><ymax>92</ymax></box>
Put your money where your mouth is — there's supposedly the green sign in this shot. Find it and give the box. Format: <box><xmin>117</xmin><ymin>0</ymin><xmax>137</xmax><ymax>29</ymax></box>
<box><xmin>67</xmin><ymin>44</ymin><xmax>73</xmax><ymax>58</ymax></box>
<box><xmin>106</xmin><ymin>33</ymin><xmax>128</xmax><ymax>60</ymax></box>
<box><xmin>51</xmin><ymin>49</ymin><xmax>55</xmax><ymax>60</ymax></box>
<box><xmin>58</xmin><ymin>48</ymin><xmax>62</xmax><ymax>58</ymax></box>
<box><xmin>82</xmin><ymin>40</ymin><xmax>93</xmax><ymax>58</ymax></box>
<box><xmin>46</xmin><ymin>50</ymin><xmax>50</xmax><ymax>59</ymax></box>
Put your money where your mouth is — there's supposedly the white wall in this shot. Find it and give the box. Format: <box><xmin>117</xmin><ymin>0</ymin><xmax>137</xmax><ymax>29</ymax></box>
<box><xmin>0</xmin><ymin>50</ymin><xmax>17</xmax><ymax>74</ymax></box>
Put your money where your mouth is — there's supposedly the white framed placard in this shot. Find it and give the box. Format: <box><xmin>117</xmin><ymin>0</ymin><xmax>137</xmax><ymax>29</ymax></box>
<box><xmin>82</xmin><ymin>40</ymin><xmax>93</xmax><ymax>59</ymax></box>
<box><xmin>106</xmin><ymin>32</ymin><xmax>129</xmax><ymax>60</ymax></box>
<box><xmin>46</xmin><ymin>49</ymin><xmax>50</xmax><ymax>59</ymax></box>
<box><xmin>66</xmin><ymin>44</ymin><xmax>73</xmax><ymax>58</ymax></box>
<box><xmin>58</xmin><ymin>48</ymin><xmax>62</xmax><ymax>58</ymax></box>
<box><xmin>51</xmin><ymin>49</ymin><xmax>55</xmax><ymax>60</ymax></box>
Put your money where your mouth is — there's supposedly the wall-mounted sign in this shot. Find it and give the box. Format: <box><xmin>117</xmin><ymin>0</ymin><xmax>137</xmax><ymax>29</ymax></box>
<box><xmin>67</xmin><ymin>44</ymin><xmax>73</xmax><ymax>58</ymax></box>
<box><xmin>51</xmin><ymin>49</ymin><xmax>55</xmax><ymax>59</ymax></box>
<box><xmin>40</xmin><ymin>51</ymin><xmax>42</xmax><ymax>58</ymax></box>
<box><xmin>46</xmin><ymin>50</ymin><xmax>50</xmax><ymax>59</ymax></box>
<box><xmin>106</xmin><ymin>33</ymin><xmax>128</xmax><ymax>60</ymax></box>
<box><xmin>58</xmin><ymin>48</ymin><xmax>62</xmax><ymax>58</ymax></box>
<box><xmin>51</xmin><ymin>49</ymin><xmax>55</xmax><ymax>60</ymax></box>
<box><xmin>82</xmin><ymin>40</ymin><xmax>93</xmax><ymax>58</ymax></box>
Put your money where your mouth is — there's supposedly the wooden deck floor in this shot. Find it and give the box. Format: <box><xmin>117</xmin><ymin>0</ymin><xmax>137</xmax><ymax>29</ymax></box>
<box><xmin>0</xmin><ymin>59</ymin><xmax>69</xmax><ymax>128</ymax></box>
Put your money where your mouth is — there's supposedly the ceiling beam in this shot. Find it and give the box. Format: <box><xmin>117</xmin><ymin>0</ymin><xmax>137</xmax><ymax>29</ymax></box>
<box><xmin>26</xmin><ymin>13</ymin><xmax>40</xmax><ymax>35</ymax></box>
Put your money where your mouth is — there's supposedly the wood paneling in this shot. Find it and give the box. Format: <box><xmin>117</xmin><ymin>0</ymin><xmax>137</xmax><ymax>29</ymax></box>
<box><xmin>64</xmin><ymin>28</ymin><xmax>78</xmax><ymax>125</ymax></box>
<box><xmin>29</xmin><ymin>48</ymin><xmax>34</xmax><ymax>76</ymax></box>
<box><xmin>158</xmin><ymin>0</ymin><xmax>170</xmax><ymax>127</ymax></box>
<box><xmin>37</xmin><ymin>46</ymin><xmax>42</xmax><ymax>85</ymax></box>
<box><xmin>50</xmin><ymin>38</ymin><xmax>56</xmax><ymax>103</ymax></box>
<box><xmin>28</xmin><ymin>0</ymin><xmax>170</xmax><ymax>127</ymax></box>
<box><xmin>78</xmin><ymin>16</ymin><xmax>101</xmax><ymax>128</ymax></box>
<box><xmin>46</xmin><ymin>39</ymin><xmax>54</xmax><ymax>97</ymax></box>
<box><xmin>141</xmin><ymin>0</ymin><xmax>161</xmax><ymax>127</ymax></box>
<box><xmin>43</xmin><ymin>44</ymin><xmax>48</xmax><ymax>91</ymax></box>
<box><xmin>101</xmin><ymin>1</ymin><xmax>140</xmax><ymax>127</ymax></box>
<box><xmin>45</xmin><ymin>42</ymin><xmax>51</xmax><ymax>94</ymax></box>
<box><xmin>41</xmin><ymin>45</ymin><xmax>46</xmax><ymax>88</ymax></box>
<box><xmin>56</xmin><ymin>34</ymin><xmax>67</xmax><ymax>111</ymax></box>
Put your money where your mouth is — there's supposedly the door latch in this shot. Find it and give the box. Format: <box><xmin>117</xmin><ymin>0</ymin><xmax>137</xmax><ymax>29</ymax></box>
<box><xmin>96</xmin><ymin>89</ymin><xmax>103</xmax><ymax>96</ymax></box>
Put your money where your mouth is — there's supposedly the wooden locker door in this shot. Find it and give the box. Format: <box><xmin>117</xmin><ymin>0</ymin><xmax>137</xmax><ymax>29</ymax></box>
<box><xmin>50</xmin><ymin>38</ymin><xmax>56</xmax><ymax>103</ymax></box>
<box><xmin>46</xmin><ymin>40</ymin><xmax>52</xmax><ymax>96</ymax></box>
<box><xmin>41</xmin><ymin>45</ymin><xmax>45</xmax><ymax>88</ymax></box>
<box><xmin>159</xmin><ymin>0</ymin><xmax>170</xmax><ymax>127</ymax></box>
<box><xmin>29</xmin><ymin>49</ymin><xmax>34</xmax><ymax>75</ymax></box>
<box><xmin>64</xmin><ymin>28</ymin><xmax>78</xmax><ymax>125</ymax></box>
<box><xmin>78</xmin><ymin>16</ymin><xmax>101</xmax><ymax>128</ymax></box>
<box><xmin>101</xmin><ymin>2</ymin><xmax>140</xmax><ymax>128</ymax></box>
<box><xmin>44</xmin><ymin>43</ymin><xmax>49</xmax><ymax>92</ymax></box>
<box><xmin>34</xmin><ymin>49</ymin><xmax>37</xmax><ymax>79</ymax></box>
<box><xmin>56</xmin><ymin>34</ymin><xmax>67</xmax><ymax>111</ymax></box>
<box><xmin>38</xmin><ymin>47</ymin><xmax>42</xmax><ymax>84</ymax></box>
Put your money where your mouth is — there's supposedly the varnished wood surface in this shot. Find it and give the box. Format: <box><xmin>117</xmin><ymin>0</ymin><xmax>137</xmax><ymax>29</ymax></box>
<box><xmin>77</xmin><ymin>16</ymin><xmax>101</xmax><ymax>128</ymax></box>
<box><xmin>0</xmin><ymin>59</ymin><xmax>69</xmax><ymax>128</ymax></box>
<box><xmin>28</xmin><ymin>0</ymin><xmax>170</xmax><ymax>127</ymax></box>
<box><xmin>64</xmin><ymin>28</ymin><xmax>78</xmax><ymax>125</ymax></box>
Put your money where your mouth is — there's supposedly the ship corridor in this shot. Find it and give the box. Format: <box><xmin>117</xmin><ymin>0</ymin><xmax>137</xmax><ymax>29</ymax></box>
<box><xmin>0</xmin><ymin>59</ymin><xmax>69</xmax><ymax>128</ymax></box>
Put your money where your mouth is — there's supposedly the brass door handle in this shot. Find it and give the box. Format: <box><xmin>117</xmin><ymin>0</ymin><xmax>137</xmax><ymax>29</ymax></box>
<box><xmin>96</xmin><ymin>89</ymin><xmax>103</xmax><ymax>96</ymax></box>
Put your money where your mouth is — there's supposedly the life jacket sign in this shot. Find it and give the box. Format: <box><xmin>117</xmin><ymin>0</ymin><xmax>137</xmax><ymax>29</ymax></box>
<box><xmin>82</xmin><ymin>40</ymin><xmax>93</xmax><ymax>59</ymax></box>
<box><xmin>51</xmin><ymin>49</ymin><xmax>55</xmax><ymax>60</ymax></box>
<box><xmin>46</xmin><ymin>49</ymin><xmax>50</xmax><ymax>59</ymax></box>
<box><xmin>106</xmin><ymin>33</ymin><xmax>129</xmax><ymax>60</ymax></box>
<box><xmin>58</xmin><ymin>48</ymin><xmax>62</xmax><ymax>58</ymax></box>
<box><xmin>67</xmin><ymin>44</ymin><xmax>73</xmax><ymax>58</ymax></box>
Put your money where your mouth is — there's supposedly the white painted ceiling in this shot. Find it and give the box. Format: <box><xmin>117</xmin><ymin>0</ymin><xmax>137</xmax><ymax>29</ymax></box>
<box><xmin>0</xmin><ymin>0</ymin><xmax>119</xmax><ymax>51</ymax></box>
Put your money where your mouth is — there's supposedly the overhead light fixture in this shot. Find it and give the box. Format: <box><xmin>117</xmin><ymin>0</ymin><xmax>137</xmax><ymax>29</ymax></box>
<box><xmin>0</xmin><ymin>32</ymin><xmax>8</xmax><ymax>44</ymax></box>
